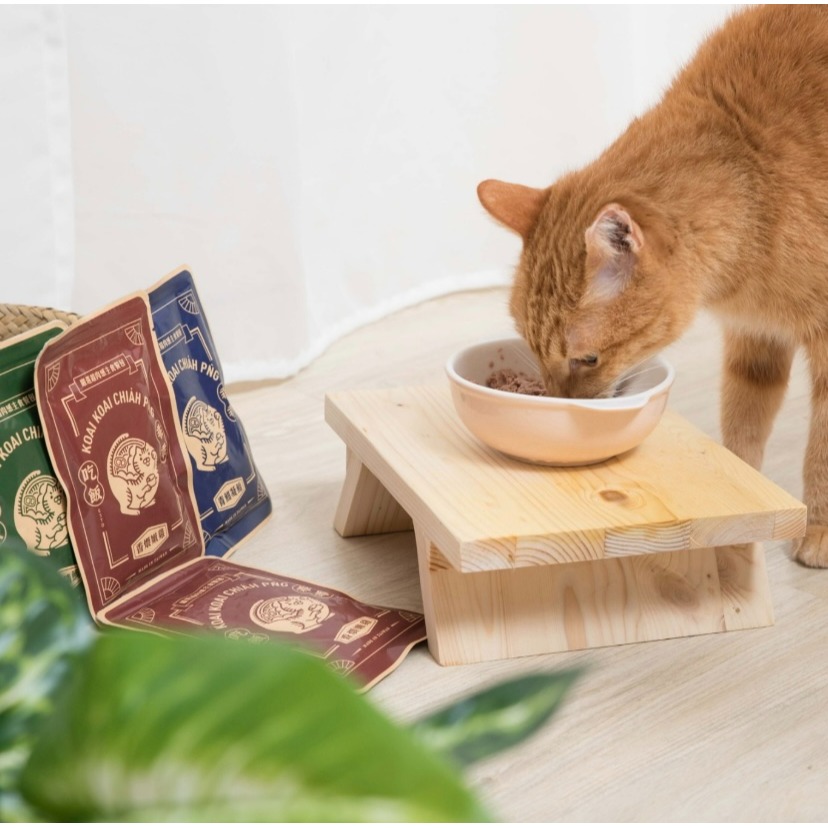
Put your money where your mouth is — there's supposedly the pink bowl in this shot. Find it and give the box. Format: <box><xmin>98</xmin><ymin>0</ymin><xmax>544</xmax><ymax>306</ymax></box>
<box><xmin>446</xmin><ymin>337</ymin><xmax>674</xmax><ymax>466</ymax></box>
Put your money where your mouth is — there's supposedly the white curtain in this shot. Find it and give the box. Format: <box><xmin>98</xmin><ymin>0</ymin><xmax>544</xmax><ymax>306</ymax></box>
<box><xmin>2</xmin><ymin>5</ymin><xmax>738</xmax><ymax>382</ymax></box>
<box><xmin>0</xmin><ymin>6</ymin><xmax>73</xmax><ymax>310</ymax></box>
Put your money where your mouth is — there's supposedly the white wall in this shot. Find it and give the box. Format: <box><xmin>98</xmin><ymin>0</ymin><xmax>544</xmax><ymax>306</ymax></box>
<box><xmin>1</xmin><ymin>5</ymin><xmax>739</xmax><ymax>381</ymax></box>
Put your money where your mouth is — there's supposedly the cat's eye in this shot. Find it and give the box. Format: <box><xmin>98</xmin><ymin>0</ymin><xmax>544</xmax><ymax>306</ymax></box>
<box><xmin>571</xmin><ymin>354</ymin><xmax>599</xmax><ymax>369</ymax></box>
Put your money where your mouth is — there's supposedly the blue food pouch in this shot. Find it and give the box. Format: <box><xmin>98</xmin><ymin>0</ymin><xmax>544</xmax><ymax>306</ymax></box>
<box><xmin>148</xmin><ymin>268</ymin><xmax>272</xmax><ymax>556</ymax></box>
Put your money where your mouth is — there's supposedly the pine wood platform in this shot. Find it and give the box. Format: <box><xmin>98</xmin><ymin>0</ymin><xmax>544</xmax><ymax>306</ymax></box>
<box><xmin>227</xmin><ymin>288</ymin><xmax>828</xmax><ymax>821</ymax></box>
<box><xmin>325</xmin><ymin>385</ymin><xmax>804</xmax><ymax>664</ymax></box>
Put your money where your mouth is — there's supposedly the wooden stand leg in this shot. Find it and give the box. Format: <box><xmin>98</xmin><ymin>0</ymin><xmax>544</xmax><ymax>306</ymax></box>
<box><xmin>414</xmin><ymin>526</ymin><xmax>447</xmax><ymax>665</ymax></box>
<box><xmin>416</xmin><ymin>541</ymin><xmax>775</xmax><ymax>666</ymax></box>
<box><xmin>333</xmin><ymin>448</ymin><xmax>413</xmax><ymax>537</ymax></box>
<box><xmin>715</xmin><ymin>542</ymin><xmax>774</xmax><ymax>629</ymax></box>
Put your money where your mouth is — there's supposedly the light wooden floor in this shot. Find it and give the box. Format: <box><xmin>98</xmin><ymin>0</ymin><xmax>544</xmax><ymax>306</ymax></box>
<box><xmin>226</xmin><ymin>287</ymin><xmax>827</xmax><ymax>823</ymax></box>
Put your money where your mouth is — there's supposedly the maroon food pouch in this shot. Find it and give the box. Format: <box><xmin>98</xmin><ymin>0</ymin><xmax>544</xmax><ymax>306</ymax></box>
<box><xmin>35</xmin><ymin>294</ymin><xmax>203</xmax><ymax>617</ymax></box>
<box><xmin>100</xmin><ymin>557</ymin><xmax>427</xmax><ymax>691</ymax></box>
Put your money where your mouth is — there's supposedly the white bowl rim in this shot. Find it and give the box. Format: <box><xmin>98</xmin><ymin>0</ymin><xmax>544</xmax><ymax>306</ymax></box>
<box><xmin>445</xmin><ymin>337</ymin><xmax>675</xmax><ymax>412</ymax></box>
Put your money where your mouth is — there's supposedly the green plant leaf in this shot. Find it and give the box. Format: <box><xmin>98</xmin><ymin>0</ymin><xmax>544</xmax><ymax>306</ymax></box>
<box><xmin>0</xmin><ymin>546</ymin><xmax>94</xmax><ymax>821</ymax></box>
<box><xmin>20</xmin><ymin>631</ymin><xmax>489</xmax><ymax>822</ymax></box>
<box><xmin>410</xmin><ymin>668</ymin><xmax>583</xmax><ymax>768</ymax></box>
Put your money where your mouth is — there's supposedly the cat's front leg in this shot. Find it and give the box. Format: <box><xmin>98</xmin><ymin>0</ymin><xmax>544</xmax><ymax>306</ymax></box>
<box><xmin>720</xmin><ymin>328</ymin><xmax>794</xmax><ymax>470</ymax></box>
<box><xmin>795</xmin><ymin>335</ymin><xmax>828</xmax><ymax>568</ymax></box>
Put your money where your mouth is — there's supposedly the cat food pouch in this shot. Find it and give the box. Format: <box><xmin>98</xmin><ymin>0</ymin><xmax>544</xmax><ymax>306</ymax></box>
<box><xmin>0</xmin><ymin>323</ymin><xmax>78</xmax><ymax>585</ymax></box>
<box><xmin>34</xmin><ymin>288</ymin><xmax>422</xmax><ymax>689</ymax></box>
<box><xmin>148</xmin><ymin>268</ymin><xmax>271</xmax><ymax>557</ymax></box>
<box><xmin>35</xmin><ymin>294</ymin><xmax>204</xmax><ymax>617</ymax></box>
<box><xmin>100</xmin><ymin>557</ymin><xmax>427</xmax><ymax>691</ymax></box>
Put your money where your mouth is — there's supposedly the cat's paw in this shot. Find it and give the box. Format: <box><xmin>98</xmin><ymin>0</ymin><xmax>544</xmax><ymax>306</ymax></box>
<box><xmin>792</xmin><ymin>525</ymin><xmax>828</xmax><ymax>568</ymax></box>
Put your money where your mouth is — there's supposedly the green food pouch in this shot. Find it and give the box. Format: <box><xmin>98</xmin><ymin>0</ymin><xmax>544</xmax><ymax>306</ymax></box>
<box><xmin>0</xmin><ymin>323</ymin><xmax>78</xmax><ymax>585</ymax></box>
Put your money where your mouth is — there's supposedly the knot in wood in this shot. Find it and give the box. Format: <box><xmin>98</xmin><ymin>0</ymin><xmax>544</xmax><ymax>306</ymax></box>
<box><xmin>658</xmin><ymin>574</ymin><xmax>698</xmax><ymax>608</ymax></box>
<box><xmin>599</xmin><ymin>489</ymin><xmax>627</xmax><ymax>503</ymax></box>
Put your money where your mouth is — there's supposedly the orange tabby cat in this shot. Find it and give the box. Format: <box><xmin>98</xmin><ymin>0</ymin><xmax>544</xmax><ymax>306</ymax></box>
<box><xmin>478</xmin><ymin>5</ymin><xmax>828</xmax><ymax>567</ymax></box>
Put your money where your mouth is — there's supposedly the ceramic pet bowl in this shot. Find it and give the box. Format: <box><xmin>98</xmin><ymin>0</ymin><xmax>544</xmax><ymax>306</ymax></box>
<box><xmin>445</xmin><ymin>337</ymin><xmax>675</xmax><ymax>466</ymax></box>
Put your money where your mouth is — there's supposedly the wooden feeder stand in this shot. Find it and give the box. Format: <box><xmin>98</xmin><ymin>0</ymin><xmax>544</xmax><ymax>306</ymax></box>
<box><xmin>326</xmin><ymin>385</ymin><xmax>806</xmax><ymax>666</ymax></box>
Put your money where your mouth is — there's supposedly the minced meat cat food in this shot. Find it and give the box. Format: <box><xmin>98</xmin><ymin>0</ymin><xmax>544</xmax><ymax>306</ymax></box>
<box><xmin>486</xmin><ymin>368</ymin><xmax>547</xmax><ymax>396</ymax></box>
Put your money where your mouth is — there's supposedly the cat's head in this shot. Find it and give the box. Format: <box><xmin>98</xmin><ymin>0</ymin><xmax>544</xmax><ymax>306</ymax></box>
<box><xmin>478</xmin><ymin>178</ymin><xmax>696</xmax><ymax>398</ymax></box>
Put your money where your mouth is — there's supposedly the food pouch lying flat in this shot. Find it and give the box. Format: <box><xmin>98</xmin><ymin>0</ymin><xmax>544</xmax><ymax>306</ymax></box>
<box><xmin>0</xmin><ymin>323</ymin><xmax>78</xmax><ymax>584</ymax></box>
<box><xmin>148</xmin><ymin>268</ymin><xmax>271</xmax><ymax>557</ymax></box>
<box><xmin>35</xmin><ymin>294</ymin><xmax>204</xmax><ymax>617</ymax></box>
<box><xmin>101</xmin><ymin>557</ymin><xmax>427</xmax><ymax>691</ymax></box>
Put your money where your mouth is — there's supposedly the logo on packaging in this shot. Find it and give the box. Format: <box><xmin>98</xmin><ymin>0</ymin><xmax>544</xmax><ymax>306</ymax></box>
<box><xmin>107</xmin><ymin>433</ymin><xmax>159</xmax><ymax>515</ymax></box>
<box><xmin>335</xmin><ymin>616</ymin><xmax>378</xmax><ymax>644</ymax></box>
<box><xmin>78</xmin><ymin>460</ymin><xmax>105</xmax><ymax>507</ymax></box>
<box><xmin>214</xmin><ymin>478</ymin><xmax>245</xmax><ymax>512</ymax></box>
<box><xmin>181</xmin><ymin>397</ymin><xmax>228</xmax><ymax>471</ymax></box>
<box><xmin>131</xmin><ymin>523</ymin><xmax>169</xmax><ymax>559</ymax></box>
<box><xmin>249</xmin><ymin>596</ymin><xmax>332</xmax><ymax>635</ymax></box>
<box><xmin>14</xmin><ymin>471</ymin><xmax>69</xmax><ymax>555</ymax></box>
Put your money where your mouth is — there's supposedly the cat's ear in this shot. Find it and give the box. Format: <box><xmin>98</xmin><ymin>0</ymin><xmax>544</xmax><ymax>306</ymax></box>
<box><xmin>477</xmin><ymin>179</ymin><xmax>546</xmax><ymax>238</ymax></box>
<box><xmin>584</xmin><ymin>204</ymin><xmax>644</xmax><ymax>301</ymax></box>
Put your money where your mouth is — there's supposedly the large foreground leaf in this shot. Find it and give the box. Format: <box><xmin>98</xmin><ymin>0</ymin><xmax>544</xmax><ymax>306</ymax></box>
<box><xmin>21</xmin><ymin>631</ymin><xmax>488</xmax><ymax>822</ymax></box>
<box><xmin>0</xmin><ymin>547</ymin><xmax>93</xmax><ymax>820</ymax></box>
<box><xmin>411</xmin><ymin>669</ymin><xmax>583</xmax><ymax>768</ymax></box>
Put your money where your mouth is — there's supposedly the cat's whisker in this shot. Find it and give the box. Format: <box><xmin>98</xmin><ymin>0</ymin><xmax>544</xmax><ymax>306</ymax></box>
<box><xmin>512</xmin><ymin>349</ymin><xmax>543</xmax><ymax>377</ymax></box>
<box><xmin>597</xmin><ymin>361</ymin><xmax>661</xmax><ymax>399</ymax></box>
<box><xmin>616</xmin><ymin>365</ymin><xmax>662</xmax><ymax>387</ymax></box>
<box><xmin>615</xmin><ymin>358</ymin><xmax>651</xmax><ymax>382</ymax></box>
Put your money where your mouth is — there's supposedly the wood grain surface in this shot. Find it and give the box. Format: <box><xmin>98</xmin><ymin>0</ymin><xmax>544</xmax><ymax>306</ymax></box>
<box><xmin>326</xmin><ymin>386</ymin><xmax>805</xmax><ymax>571</ymax></box>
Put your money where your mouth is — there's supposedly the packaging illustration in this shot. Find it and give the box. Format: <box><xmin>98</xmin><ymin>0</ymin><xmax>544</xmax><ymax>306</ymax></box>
<box><xmin>0</xmin><ymin>323</ymin><xmax>78</xmax><ymax>584</ymax></box>
<box><xmin>148</xmin><ymin>269</ymin><xmax>272</xmax><ymax>556</ymax></box>
<box><xmin>35</xmin><ymin>294</ymin><xmax>204</xmax><ymax>616</ymax></box>
<box><xmin>101</xmin><ymin>557</ymin><xmax>427</xmax><ymax>690</ymax></box>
